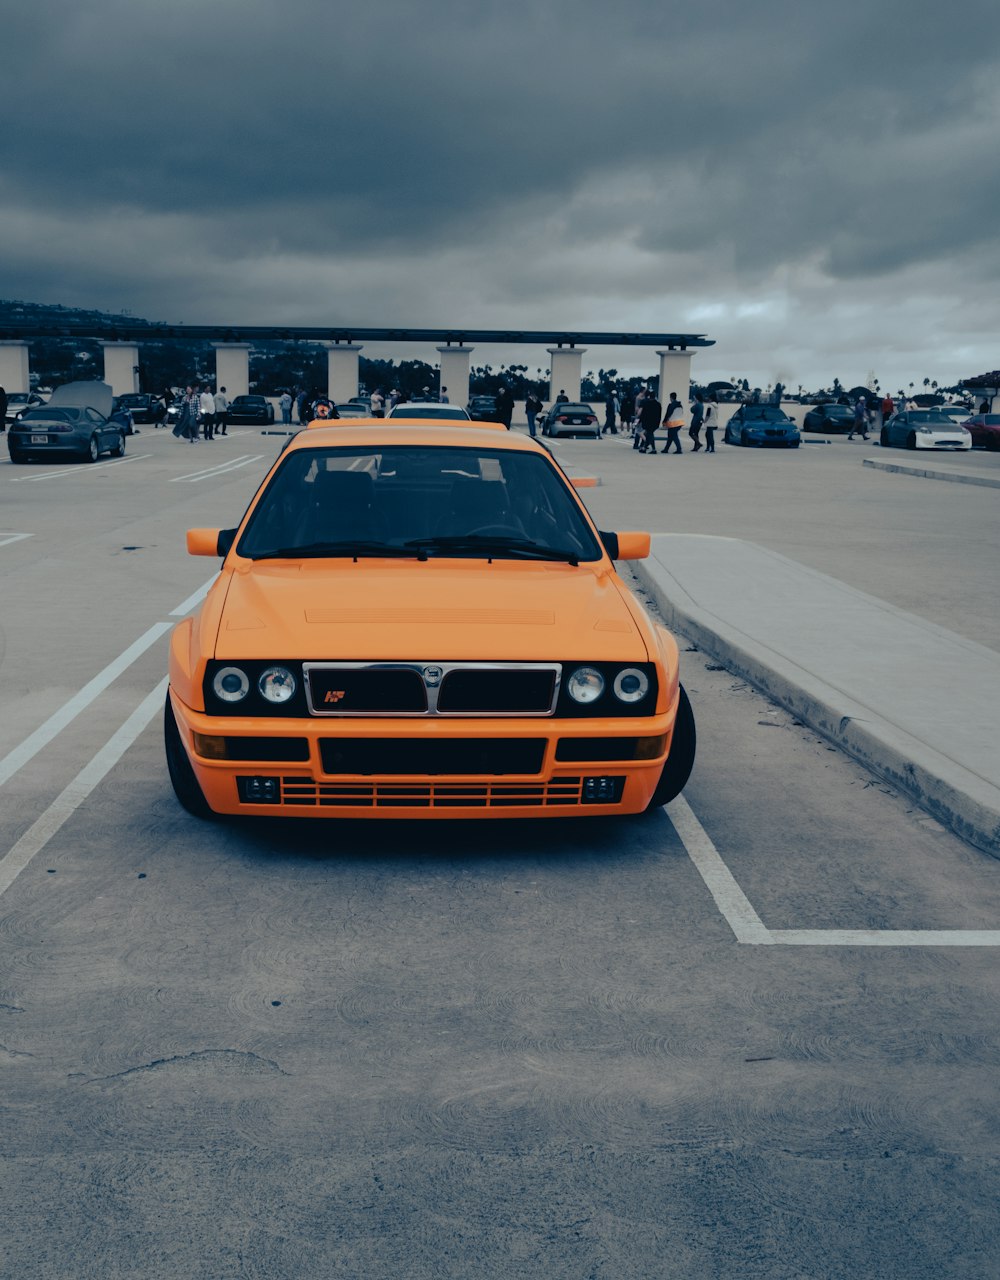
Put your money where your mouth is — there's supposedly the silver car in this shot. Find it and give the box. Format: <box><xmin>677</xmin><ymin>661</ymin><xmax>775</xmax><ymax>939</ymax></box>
<box><xmin>6</xmin><ymin>381</ymin><xmax>126</xmax><ymax>464</ymax></box>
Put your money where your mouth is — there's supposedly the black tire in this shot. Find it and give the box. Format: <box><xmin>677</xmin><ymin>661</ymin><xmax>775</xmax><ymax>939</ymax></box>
<box><xmin>164</xmin><ymin>692</ymin><xmax>215</xmax><ymax>819</ymax></box>
<box><xmin>85</xmin><ymin>435</ymin><xmax>100</xmax><ymax>463</ymax></box>
<box><xmin>741</xmin><ymin>429</ymin><xmax>751</xmax><ymax>447</ymax></box>
<box><xmin>111</xmin><ymin>432</ymin><xmax>125</xmax><ymax>458</ymax></box>
<box><xmin>907</xmin><ymin>432</ymin><xmax>917</xmax><ymax>451</ymax></box>
<box><xmin>9</xmin><ymin>450</ymin><xmax>28</xmax><ymax>464</ymax></box>
<box><xmin>880</xmin><ymin>428</ymin><xmax>889</xmax><ymax>447</ymax></box>
<box><xmin>645</xmin><ymin>685</ymin><xmax>696</xmax><ymax>810</ymax></box>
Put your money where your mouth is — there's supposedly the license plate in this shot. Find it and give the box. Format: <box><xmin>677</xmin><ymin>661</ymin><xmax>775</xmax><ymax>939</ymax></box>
<box><xmin>31</xmin><ymin>434</ymin><xmax>48</xmax><ymax>444</ymax></box>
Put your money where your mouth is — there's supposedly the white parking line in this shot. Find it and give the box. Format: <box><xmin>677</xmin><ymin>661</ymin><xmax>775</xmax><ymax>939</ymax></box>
<box><xmin>0</xmin><ymin>532</ymin><xmax>33</xmax><ymax>548</ymax></box>
<box><xmin>9</xmin><ymin>454</ymin><xmax>152</xmax><ymax>482</ymax></box>
<box><xmin>170</xmin><ymin>455</ymin><xmax>263</xmax><ymax>483</ymax></box>
<box><xmin>665</xmin><ymin>796</ymin><xmax>1000</xmax><ymax>947</ymax></box>
<box><xmin>0</xmin><ymin>576</ymin><xmax>215</xmax><ymax>788</ymax></box>
<box><xmin>0</xmin><ymin>679</ymin><xmax>167</xmax><ymax>899</ymax></box>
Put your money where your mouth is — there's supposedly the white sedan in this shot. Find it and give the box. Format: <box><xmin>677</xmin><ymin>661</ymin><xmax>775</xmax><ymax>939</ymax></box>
<box><xmin>386</xmin><ymin>403</ymin><xmax>471</xmax><ymax>421</ymax></box>
<box><xmin>880</xmin><ymin>410</ymin><xmax>972</xmax><ymax>451</ymax></box>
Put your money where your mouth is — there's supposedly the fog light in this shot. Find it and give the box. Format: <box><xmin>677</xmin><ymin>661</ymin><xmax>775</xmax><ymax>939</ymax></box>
<box><xmin>581</xmin><ymin>775</ymin><xmax>626</xmax><ymax>804</ymax></box>
<box><xmin>237</xmin><ymin>775</ymin><xmax>281</xmax><ymax>804</ymax></box>
<box><xmin>192</xmin><ymin>733</ymin><xmax>228</xmax><ymax>759</ymax></box>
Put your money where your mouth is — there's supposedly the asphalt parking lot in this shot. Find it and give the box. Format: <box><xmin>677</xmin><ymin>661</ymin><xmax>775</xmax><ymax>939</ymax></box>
<box><xmin>1</xmin><ymin>425</ymin><xmax>999</xmax><ymax>1278</ymax></box>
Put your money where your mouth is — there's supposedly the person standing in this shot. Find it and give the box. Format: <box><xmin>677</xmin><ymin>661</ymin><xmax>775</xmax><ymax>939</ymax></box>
<box><xmin>279</xmin><ymin>390</ymin><xmax>293</xmax><ymax>425</ymax></box>
<box><xmin>173</xmin><ymin>384</ymin><xmax>200</xmax><ymax>442</ymax></box>
<box><xmin>661</xmin><ymin>391</ymin><xmax>684</xmax><ymax>453</ymax></box>
<box><xmin>638</xmin><ymin>390</ymin><xmax>661</xmax><ymax>455</ymax></box>
<box><xmin>632</xmin><ymin>388</ymin><xmax>647</xmax><ymax>449</ymax></box>
<box><xmin>688</xmin><ymin>393</ymin><xmax>705</xmax><ymax>452</ymax></box>
<box><xmin>495</xmin><ymin>384</ymin><xmax>514</xmax><ymax>429</ymax></box>
<box><xmin>0</xmin><ymin>386</ymin><xmax>7</xmax><ymax>433</ymax></box>
<box><xmin>703</xmin><ymin>400</ymin><xmax>718</xmax><ymax>453</ymax></box>
<box><xmin>620</xmin><ymin>389</ymin><xmax>635</xmax><ymax>437</ymax></box>
<box><xmin>296</xmin><ymin>389</ymin><xmax>309</xmax><ymax>425</ymax></box>
<box><xmin>370</xmin><ymin>388</ymin><xmax>385</xmax><ymax>417</ymax></box>
<box><xmin>199</xmin><ymin>385</ymin><xmax>217</xmax><ymax>439</ymax></box>
<box><xmin>525</xmin><ymin>390</ymin><xmax>542</xmax><ymax>438</ymax></box>
<box><xmin>847</xmin><ymin>394</ymin><xmax>869</xmax><ymax>440</ymax></box>
<box><xmin>214</xmin><ymin>385</ymin><xmax>229</xmax><ymax>436</ymax></box>
<box><xmin>881</xmin><ymin>392</ymin><xmax>894</xmax><ymax>423</ymax></box>
<box><xmin>439</xmin><ymin>386</ymin><xmax>449</xmax><ymax>403</ymax></box>
<box><xmin>555</xmin><ymin>389</ymin><xmax>569</xmax><ymax>404</ymax></box>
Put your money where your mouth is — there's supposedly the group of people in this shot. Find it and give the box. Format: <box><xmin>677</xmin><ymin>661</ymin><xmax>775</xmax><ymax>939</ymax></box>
<box><xmin>599</xmin><ymin>388</ymin><xmax>718</xmax><ymax>455</ymax></box>
<box><xmin>171</xmin><ymin>384</ymin><xmax>229</xmax><ymax>442</ymax></box>
<box><xmin>278</xmin><ymin>385</ymin><xmax>454</xmax><ymax>425</ymax></box>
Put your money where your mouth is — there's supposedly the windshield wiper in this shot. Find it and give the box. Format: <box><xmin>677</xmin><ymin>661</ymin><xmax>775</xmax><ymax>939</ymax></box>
<box><xmin>404</xmin><ymin>534</ymin><xmax>579</xmax><ymax>565</ymax></box>
<box><xmin>250</xmin><ymin>540</ymin><xmax>421</xmax><ymax>561</ymax></box>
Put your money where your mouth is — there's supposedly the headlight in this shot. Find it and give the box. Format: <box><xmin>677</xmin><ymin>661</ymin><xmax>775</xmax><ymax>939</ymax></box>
<box><xmin>918</xmin><ymin>427</ymin><xmax>934</xmax><ymax>434</ymax></box>
<box><xmin>613</xmin><ymin>667</ymin><xmax>650</xmax><ymax>703</ymax></box>
<box><xmin>258</xmin><ymin>666</ymin><xmax>296</xmax><ymax>704</ymax></box>
<box><xmin>213</xmin><ymin>666</ymin><xmax>250</xmax><ymax>702</ymax></box>
<box><xmin>567</xmin><ymin>666</ymin><xmax>605</xmax><ymax>704</ymax></box>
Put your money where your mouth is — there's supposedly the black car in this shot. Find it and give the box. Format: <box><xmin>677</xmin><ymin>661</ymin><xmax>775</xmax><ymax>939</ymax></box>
<box><xmin>467</xmin><ymin>395</ymin><xmax>500</xmax><ymax>422</ymax></box>
<box><xmin>228</xmin><ymin>395</ymin><xmax>275</xmax><ymax>425</ymax></box>
<box><xmin>723</xmin><ymin>405</ymin><xmax>801</xmax><ymax>448</ymax></box>
<box><xmin>540</xmin><ymin>403</ymin><xmax>601</xmax><ymax>438</ymax></box>
<box><xmin>114</xmin><ymin>392</ymin><xmax>167</xmax><ymax>427</ymax></box>
<box><xmin>6</xmin><ymin>381</ymin><xmax>126</xmax><ymax>464</ymax></box>
<box><xmin>802</xmin><ymin>403</ymin><xmax>854</xmax><ymax>433</ymax></box>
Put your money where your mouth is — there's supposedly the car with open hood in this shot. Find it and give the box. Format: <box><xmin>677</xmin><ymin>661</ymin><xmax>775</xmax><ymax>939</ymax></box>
<box><xmin>6</xmin><ymin>381</ymin><xmax>126</xmax><ymax>464</ymax></box>
<box><xmin>165</xmin><ymin>423</ymin><xmax>695</xmax><ymax>820</ymax></box>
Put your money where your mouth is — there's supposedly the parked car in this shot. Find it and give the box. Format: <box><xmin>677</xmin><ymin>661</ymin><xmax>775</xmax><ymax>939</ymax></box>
<box><xmin>386</xmin><ymin>403</ymin><xmax>472</xmax><ymax>421</ymax></box>
<box><xmin>334</xmin><ymin>403</ymin><xmax>370</xmax><ymax>418</ymax></box>
<box><xmin>165</xmin><ymin>422</ymin><xmax>695</xmax><ymax>821</ymax></box>
<box><xmin>802</xmin><ymin>403</ymin><xmax>854</xmax><ymax>433</ymax></box>
<box><xmin>228</xmin><ymin>394</ymin><xmax>275</xmax><ymax>425</ymax></box>
<box><xmin>934</xmin><ymin>404</ymin><xmax>973</xmax><ymax>426</ymax></box>
<box><xmin>880</xmin><ymin>410</ymin><xmax>972</xmax><ymax>451</ymax></box>
<box><xmin>114</xmin><ymin>392</ymin><xmax>166</xmax><ymax>427</ymax></box>
<box><xmin>540</xmin><ymin>403</ymin><xmax>601</xmax><ymax>439</ymax></box>
<box><xmin>3</xmin><ymin>391</ymin><xmax>45</xmax><ymax>427</ymax></box>
<box><xmin>467</xmin><ymin>395</ymin><xmax>500</xmax><ymax>422</ymax></box>
<box><xmin>961</xmin><ymin>413</ymin><xmax>1000</xmax><ymax>451</ymax></box>
<box><xmin>723</xmin><ymin>405</ymin><xmax>801</xmax><ymax>448</ymax></box>
<box><xmin>6</xmin><ymin>381</ymin><xmax>126</xmax><ymax>464</ymax></box>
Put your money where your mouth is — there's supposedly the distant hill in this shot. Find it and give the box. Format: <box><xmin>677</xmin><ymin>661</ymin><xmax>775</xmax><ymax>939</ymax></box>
<box><xmin>0</xmin><ymin>298</ymin><xmax>157</xmax><ymax>328</ymax></box>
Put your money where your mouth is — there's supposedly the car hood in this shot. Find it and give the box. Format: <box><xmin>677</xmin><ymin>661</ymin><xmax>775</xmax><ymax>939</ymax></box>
<box><xmin>211</xmin><ymin>560</ymin><xmax>650</xmax><ymax>662</ymax></box>
<box><xmin>46</xmin><ymin>381</ymin><xmax>114</xmax><ymax>417</ymax></box>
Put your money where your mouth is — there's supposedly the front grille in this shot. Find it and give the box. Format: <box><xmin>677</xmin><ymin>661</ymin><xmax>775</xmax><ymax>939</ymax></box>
<box><xmin>319</xmin><ymin>737</ymin><xmax>546</xmax><ymax>775</ymax></box>
<box><xmin>277</xmin><ymin>777</ymin><xmax>593</xmax><ymax>808</ymax></box>
<box><xmin>304</xmin><ymin>662</ymin><xmax>560</xmax><ymax>716</ymax></box>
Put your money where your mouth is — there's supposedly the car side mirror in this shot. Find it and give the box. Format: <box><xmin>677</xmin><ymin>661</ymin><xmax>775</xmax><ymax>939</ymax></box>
<box><xmin>187</xmin><ymin>527</ymin><xmax>236</xmax><ymax>557</ymax></box>
<box><xmin>600</xmin><ymin>530</ymin><xmax>650</xmax><ymax>560</ymax></box>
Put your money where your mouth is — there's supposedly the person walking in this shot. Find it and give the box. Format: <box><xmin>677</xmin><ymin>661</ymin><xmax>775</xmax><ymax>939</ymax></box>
<box><xmin>525</xmin><ymin>390</ymin><xmax>542</xmax><ymax>438</ymax></box>
<box><xmin>638</xmin><ymin>390</ymin><xmax>661</xmax><ymax>456</ymax></box>
<box><xmin>688</xmin><ymin>393</ymin><xmax>705</xmax><ymax>452</ymax></box>
<box><xmin>296</xmin><ymin>389</ymin><xmax>310</xmax><ymax>425</ymax></box>
<box><xmin>847</xmin><ymin>394</ymin><xmax>869</xmax><ymax>440</ymax></box>
<box><xmin>661</xmin><ymin>392</ymin><xmax>684</xmax><ymax>453</ymax></box>
<box><xmin>495</xmin><ymin>384</ymin><xmax>514</xmax><ymax>429</ymax></box>
<box><xmin>173</xmin><ymin>384</ymin><xmax>200</xmax><ymax>442</ymax></box>
<box><xmin>603</xmin><ymin>389</ymin><xmax>619</xmax><ymax>435</ymax></box>
<box><xmin>620</xmin><ymin>389</ymin><xmax>635</xmax><ymax>437</ymax></box>
<box><xmin>214</xmin><ymin>385</ymin><xmax>229</xmax><ymax>436</ymax></box>
<box><xmin>279</xmin><ymin>390</ymin><xmax>293</xmax><ymax>425</ymax></box>
<box><xmin>199</xmin><ymin>385</ymin><xmax>217</xmax><ymax>439</ymax></box>
<box><xmin>703</xmin><ymin>400</ymin><xmax>718</xmax><ymax>453</ymax></box>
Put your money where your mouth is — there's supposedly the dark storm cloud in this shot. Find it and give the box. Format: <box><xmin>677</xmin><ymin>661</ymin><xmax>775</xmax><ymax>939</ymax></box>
<box><xmin>3</xmin><ymin>0</ymin><xmax>1000</xmax><ymax>385</ymax></box>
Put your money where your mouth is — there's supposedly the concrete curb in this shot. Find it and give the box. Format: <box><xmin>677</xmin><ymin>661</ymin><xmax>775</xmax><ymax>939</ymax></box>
<box><xmin>633</xmin><ymin>553</ymin><xmax>1000</xmax><ymax>859</ymax></box>
<box><xmin>863</xmin><ymin>456</ymin><xmax>1000</xmax><ymax>489</ymax></box>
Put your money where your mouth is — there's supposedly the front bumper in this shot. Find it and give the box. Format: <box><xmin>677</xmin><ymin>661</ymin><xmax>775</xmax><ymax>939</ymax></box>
<box><xmin>169</xmin><ymin>690</ymin><xmax>676</xmax><ymax>818</ymax></box>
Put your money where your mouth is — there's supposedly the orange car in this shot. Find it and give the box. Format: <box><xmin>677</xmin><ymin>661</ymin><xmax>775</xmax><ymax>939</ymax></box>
<box><xmin>165</xmin><ymin>422</ymin><xmax>695</xmax><ymax>819</ymax></box>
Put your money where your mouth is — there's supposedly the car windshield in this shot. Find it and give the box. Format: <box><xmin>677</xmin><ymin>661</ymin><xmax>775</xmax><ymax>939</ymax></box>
<box><xmin>8</xmin><ymin>393</ymin><xmax>33</xmax><ymax>404</ymax></box>
<box><xmin>118</xmin><ymin>395</ymin><xmax>147</xmax><ymax>406</ymax></box>
<box><xmin>910</xmin><ymin>412</ymin><xmax>954</xmax><ymax>425</ymax></box>
<box><xmin>237</xmin><ymin>445</ymin><xmax>603</xmax><ymax>562</ymax></box>
<box><xmin>743</xmin><ymin>407</ymin><xmax>790</xmax><ymax>421</ymax></box>
<box><xmin>391</xmin><ymin>406</ymin><xmax>469</xmax><ymax>418</ymax></box>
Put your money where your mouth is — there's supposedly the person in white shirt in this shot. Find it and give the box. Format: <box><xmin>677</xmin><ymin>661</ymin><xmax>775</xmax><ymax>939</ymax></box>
<box><xmin>214</xmin><ymin>386</ymin><xmax>230</xmax><ymax>436</ymax></box>
<box><xmin>199</xmin><ymin>386</ymin><xmax>216</xmax><ymax>439</ymax></box>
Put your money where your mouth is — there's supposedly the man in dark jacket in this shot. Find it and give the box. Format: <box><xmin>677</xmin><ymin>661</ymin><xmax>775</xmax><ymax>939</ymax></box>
<box><xmin>495</xmin><ymin>385</ymin><xmax>514</xmax><ymax>429</ymax></box>
<box><xmin>638</xmin><ymin>392</ymin><xmax>662</xmax><ymax>454</ymax></box>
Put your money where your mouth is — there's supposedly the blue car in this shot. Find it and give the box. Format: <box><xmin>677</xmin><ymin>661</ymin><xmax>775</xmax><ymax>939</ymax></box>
<box><xmin>724</xmin><ymin>405</ymin><xmax>801</xmax><ymax>448</ymax></box>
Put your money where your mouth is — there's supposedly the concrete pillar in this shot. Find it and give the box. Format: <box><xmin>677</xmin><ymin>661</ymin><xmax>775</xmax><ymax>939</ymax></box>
<box><xmin>436</xmin><ymin>345</ymin><xmax>473</xmax><ymax>408</ymax></box>
<box><xmin>326</xmin><ymin>342</ymin><xmax>363</xmax><ymax>404</ymax></box>
<box><xmin>547</xmin><ymin>347</ymin><xmax>586</xmax><ymax>403</ymax></box>
<box><xmin>100</xmin><ymin>341</ymin><xmax>140</xmax><ymax>396</ymax></box>
<box><xmin>657</xmin><ymin>349</ymin><xmax>693</xmax><ymax>407</ymax></box>
<box><xmin>0</xmin><ymin>341</ymin><xmax>30</xmax><ymax>394</ymax></box>
<box><xmin>212</xmin><ymin>343</ymin><xmax>250</xmax><ymax>398</ymax></box>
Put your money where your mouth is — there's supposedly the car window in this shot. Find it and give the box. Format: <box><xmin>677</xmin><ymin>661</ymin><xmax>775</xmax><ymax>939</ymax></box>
<box><xmin>19</xmin><ymin>408</ymin><xmax>75</xmax><ymax>423</ymax></box>
<box><xmin>236</xmin><ymin>445</ymin><xmax>603</xmax><ymax>561</ymax></box>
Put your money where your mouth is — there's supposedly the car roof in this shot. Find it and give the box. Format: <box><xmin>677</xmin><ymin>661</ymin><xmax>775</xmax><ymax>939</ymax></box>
<box><xmin>288</xmin><ymin>422</ymin><xmax>538</xmax><ymax>451</ymax></box>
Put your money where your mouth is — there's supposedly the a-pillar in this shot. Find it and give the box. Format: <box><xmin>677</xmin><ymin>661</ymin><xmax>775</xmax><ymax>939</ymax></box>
<box><xmin>0</xmin><ymin>341</ymin><xmax>30</xmax><ymax>393</ymax></box>
<box><xmin>436</xmin><ymin>345</ymin><xmax>473</xmax><ymax>408</ymax></box>
<box><xmin>100</xmin><ymin>341</ymin><xmax>140</xmax><ymax>396</ymax></box>
<box><xmin>212</xmin><ymin>343</ymin><xmax>250</xmax><ymax>398</ymax></box>
<box><xmin>326</xmin><ymin>343</ymin><xmax>363</xmax><ymax>403</ymax></box>
<box><xmin>657</xmin><ymin>349</ymin><xmax>693</xmax><ymax>406</ymax></box>
<box><xmin>547</xmin><ymin>347</ymin><xmax>586</xmax><ymax>403</ymax></box>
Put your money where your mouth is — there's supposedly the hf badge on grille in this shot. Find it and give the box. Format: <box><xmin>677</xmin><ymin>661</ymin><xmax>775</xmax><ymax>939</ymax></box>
<box><xmin>423</xmin><ymin>666</ymin><xmax>443</xmax><ymax>686</ymax></box>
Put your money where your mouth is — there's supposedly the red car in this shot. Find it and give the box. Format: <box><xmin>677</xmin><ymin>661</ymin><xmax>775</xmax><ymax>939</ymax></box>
<box><xmin>963</xmin><ymin>413</ymin><xmax>1000</xmax><ymax>450</ymax></box>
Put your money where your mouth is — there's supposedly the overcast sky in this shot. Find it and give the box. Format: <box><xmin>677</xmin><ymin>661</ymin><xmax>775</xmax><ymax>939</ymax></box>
<box><xmin>4</xmin><ymin>0</ymin><xmax>999</xmax><ymax>393</ymax></box>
